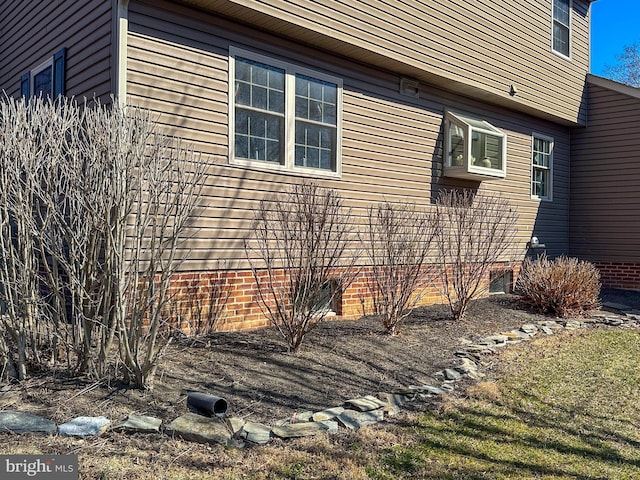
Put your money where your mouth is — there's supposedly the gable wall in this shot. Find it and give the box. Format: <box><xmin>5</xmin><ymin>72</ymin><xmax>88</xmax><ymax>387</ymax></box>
<box><xmin>0</xmin><ymin>0</ymin><xmax>113</xmax><ymax>101</ymax></box>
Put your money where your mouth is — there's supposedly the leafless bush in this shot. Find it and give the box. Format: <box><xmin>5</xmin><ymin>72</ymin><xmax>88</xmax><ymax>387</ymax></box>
<box><xmin>434</xmin><ymin>190</ymin><xmax>518</xmax><ymax>320</ymax></box>
<box><xmin>516</xmin><ymin>254</ymin><xmax>601</xmax><ymax>317</ymax></box>
<box><xmin>0</xmin><ymin>95</ymin><xmax>207</xmax><ymax>387</ymax></box>
<box><xmin>362</xmin><ymin>202</ymin><xmax>437</xmax><ymax>335</ymax></box>
<box><xmin>245</xmin><ymin>182</ymin><xmax>359</xmax><ymax>353</ymax></box>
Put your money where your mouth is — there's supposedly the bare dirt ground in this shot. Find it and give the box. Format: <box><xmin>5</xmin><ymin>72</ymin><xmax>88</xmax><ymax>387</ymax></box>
<box><xmin>4</xmin><ymin>288</ymin><xmax>637</xmax><ymax>429</ymax></box>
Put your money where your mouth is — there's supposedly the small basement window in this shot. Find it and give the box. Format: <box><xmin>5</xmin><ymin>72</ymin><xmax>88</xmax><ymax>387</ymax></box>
<box><xmin>489</xmin><ymin>270</ymin><xmax>513</xmax><ymax>294</ymax></box>
<box><xmin>444</xmin><ymin>110</ymin><xmax>507</xmax><ymax>180</ymax></box>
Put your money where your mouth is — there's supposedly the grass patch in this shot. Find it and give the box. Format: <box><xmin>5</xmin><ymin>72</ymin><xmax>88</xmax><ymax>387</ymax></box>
<box><xmin>373</xmin><ymin>330</ymin><xmax>640</xmax><ymax>479</ymax></box>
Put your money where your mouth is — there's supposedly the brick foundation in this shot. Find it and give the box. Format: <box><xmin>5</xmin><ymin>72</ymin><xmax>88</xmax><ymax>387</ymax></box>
<box><xmin>593</xmin><ymin>262</ymin><xmax>640</xmax><ymax>290</ymax></box>
<box><xmin>167</xmin><ymin>262</ymin><xmax>521</xmax><ymax>333</ymax></box>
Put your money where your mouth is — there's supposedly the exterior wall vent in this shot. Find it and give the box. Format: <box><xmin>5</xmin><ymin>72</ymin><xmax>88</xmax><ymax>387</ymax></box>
<box><xmin>400</xmin><ymin>77</ymin><xmax>420</xmax><ymax>98</ymax></box>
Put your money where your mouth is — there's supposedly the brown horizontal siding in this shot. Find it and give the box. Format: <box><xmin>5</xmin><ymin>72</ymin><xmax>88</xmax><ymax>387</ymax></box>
<box><xmin>127</xmin><ymin>0</ymin><xmax>571</xmax><ymax>270</ymax></box>
<box><xmin>570</xmin><ymin>80</ymin><xmax>640</xmax><ymax>262</ymax></box>
<box><xmin>0</xmin><ymin>0</ymin><xmax>113</xmax><ymax>101</ymax></box>
<box><xmin>177</xmin><ymin>0</ymin><xmax>591</xmax><ymax>125</ymax></box>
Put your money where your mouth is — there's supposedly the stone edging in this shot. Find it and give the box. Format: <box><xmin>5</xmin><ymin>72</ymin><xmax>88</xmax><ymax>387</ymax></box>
<box><xmin>0</xmin><ymin>308</ymin><xmax>637</xmax><ymax>447</ymax></box>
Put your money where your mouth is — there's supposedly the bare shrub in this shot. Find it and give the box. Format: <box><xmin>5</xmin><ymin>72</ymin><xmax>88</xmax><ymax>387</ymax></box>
<box><xmin>245</xmin><ymin>182</ymin><xmax>359</xmax><ymax>353</ymax></box>
<box><xmin>434</xmin><ymin>190</ymin><xmax>518</xmax><ymax>320</ymax></box>
<box><xmin>516</xmin><ymin>254</ymin><xmax>601</xmax><ymax>317</ymax></box>
<box><xmin>362</xmin><ymin>202</ymin><xmax>437</xmax><ymax>335</ymax></box>
<box><xmin>0</xmin><ymin>96</ymin><xmax>208</xmax><ymax>387</ymax></box>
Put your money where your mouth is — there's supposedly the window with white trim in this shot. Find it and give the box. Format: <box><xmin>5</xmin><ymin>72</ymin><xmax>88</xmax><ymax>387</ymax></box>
<box><xmin>21</xmin><ymin>48</ymin><xmax>66</xmax><ymax>99</ymax></box>
<box><xmin>229</xmin><ymin>47</ymin><xmax>342</xmax><ymax>176</ymax></box>
<box><xmin>444</xmin><ymin>110</ymin><xmax>507</xmax><ymax>180</ymax></box>
<box><xmin>531</xmin><ymin>134</ymin><xmax>553</xmax><ymax>200</ymax></box>
<box><xmin>552</xmin><ymin>0</ymin><xmax>571</xmax><ymax>58</ymax></box>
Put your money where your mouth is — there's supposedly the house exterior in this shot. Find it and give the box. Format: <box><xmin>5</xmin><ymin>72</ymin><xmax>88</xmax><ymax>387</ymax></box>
<box><xmin>571</xmin><ymin>74</ymin><xmax>640</xmax><ymax>290</ymax></box>
<box><xmin>1</xmin><ymin>0</ymin><xmax>600</xmax><ymax>330</ymax></box>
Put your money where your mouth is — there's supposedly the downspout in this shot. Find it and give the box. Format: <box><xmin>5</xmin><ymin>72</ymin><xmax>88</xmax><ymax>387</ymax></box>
<box><xmin>113</xmin><ymin>0</ymin><xmax>129</xmax><ymax>106</ymax></box>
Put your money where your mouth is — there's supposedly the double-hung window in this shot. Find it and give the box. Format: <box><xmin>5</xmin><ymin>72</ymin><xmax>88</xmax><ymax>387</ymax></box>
<box><xmin>21</xmin><ymin>48</ymin><xmax>66</xmax><ymax>99</ymax></box>
<box><xmin>229</xmin><ymin>47</ymin><xmax>342</xmax><ymax>176</ymax></box>
<box><xmin>552</xmin><ymin>0</ymin><xmax>571</xmax><ymax>58</ymax></box>
<box><xmin>531</xmin><ymin>134</ymin><xmax>553</xmax><ymax>200</ymax></box>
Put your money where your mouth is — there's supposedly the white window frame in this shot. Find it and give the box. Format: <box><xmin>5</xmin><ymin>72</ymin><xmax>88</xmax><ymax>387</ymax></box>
<box><xmin>531</xmin><ymin>133</ymin><xmax>554</xmax><ymax>201</ymax></box>
<box><xmin>30</xmin><ymin>57</ymin><xmax>54</xmax><ymax>98</ymax></box>
<box><xmin>552</xmin><ymin>0</ymin><xmax>572</xmax><ymax>59</ymax></box>
<box><xmin>228</xmin><ymin>46</ymin><xmax>343</xmax><ymax>178</ymax></box>
<box><xmin>443</xmin><ymin>110</ymin><xmax>507</xmax><ymax>180</ymax></box>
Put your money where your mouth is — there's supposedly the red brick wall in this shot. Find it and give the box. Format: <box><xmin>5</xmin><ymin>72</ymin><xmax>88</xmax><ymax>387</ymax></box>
<box><xmin>167</xmin><ymin>262</ymin><xmax>521</xmax><ymax>333</ymax></box>
<box><xmin>593</xmin><ymin>262</ymin><xmax>640</xmax><ymax>290</ymax></box>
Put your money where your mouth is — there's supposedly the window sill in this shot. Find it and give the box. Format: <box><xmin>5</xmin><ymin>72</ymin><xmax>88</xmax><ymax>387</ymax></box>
<box><xmin>444</xmin><ymin>165</ymin><xmax>506</xmax><ymax>181</ymax></box>
<box><xmin>230</xmin><ymin>158</ymin><xmax>342</xmax><ymax>179</ymax></box>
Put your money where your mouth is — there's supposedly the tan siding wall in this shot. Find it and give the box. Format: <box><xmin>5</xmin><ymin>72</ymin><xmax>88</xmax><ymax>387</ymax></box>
<box><xmin>570</xmin><ymin>80</ymin><xmax>640</xmax><ymax>262</ymax></box>
<box><xmin>0</xmin><ymin>0</ymin><xmax>113</xmax><ymax>101</ymax></box>
<box><xmin>178</xmin><ymin>0</ymin><xmax>591</xmax><ymax>126</ymax></box>
<box><xmin>127</xmin><ymin>0</ymin><xmax>571</xmax><ymax>271</ymax></box>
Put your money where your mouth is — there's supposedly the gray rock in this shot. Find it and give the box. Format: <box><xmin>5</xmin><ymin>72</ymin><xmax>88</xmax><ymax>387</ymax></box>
<box><xmin>409</xmin><ymin>385</ymin><xmax>448</xmax><ymax>395</ymax></box>
<box><xmin>112</xmin><ymin>414</ymin><xmax>161</xmax><ymax>433</ymax></box>
<box><xmin>241</xmin><ymin>421</ymin><xmax>272</xmax><ymax>444</ymax></box>
<box><xmin>538</xmin><ymin>320</ymin><xmax>562</xmax><ymax>329</ymax></box>
<box><xmin>166</xmin><ymin>413</ymin><xmax>231</xmax><ymax>445</ymax></box>
<box><xmin>564</xmin><ymin>320</ymin><xmax>583</xmax><ymax>330</ymax></box>
<box><xmin>506</xmin><ymin>330</ymin><xmax>531</xmax><ymax>340</ymax></box>
<box><xmin>312</xmin><ymin>406</ymin><xmax>344</xmax><ymax>422</ymax></box>
<box><xmin>337</xmin><ymin>408</ymin><xmax>384</xmax><ymax>429</ymax></box>
<box><xmin>454</xmin><ymin>357</ymin><xmax>478</xmax><ymax>374</ymax></box>
<box><xmin>292</xmin><ymin>411</ymin><xmax>314</xmax><ymax>423</ymax></box>
<box><xmin>344</xmin><ymin>395</ymin><xmax>388</xmax><ymax>412</ymax></box>
<box><xmin>316</xmin><ymin>420</ymin><xmax>339</xmax><ymax>433</ymax></box>
<box><xmin>226</xmin><ymin>417</ymin><xmax>246</xmax><ymax>435</ymax></box>
<box><xmin>377</xmin><ymin>392</ymin><xmax>408</xmax><ymax>407</ymax></box>
<box><xmin>605</xmin><ymin>316</ymin><xmax>624</xmax><ymax>326</ymax></box>
<box><xmin>444</xmin><ymin>368</ymin><xmax>463</xmax><ymax>381</ymax></box>
<box><xmin>521</xmin><ymin>324</ymin><xmax>538</xmax><ymax>334</ymax></box>
<box><xmin>58</xmin><ymin>416</ymin><xmax>110</xmax><ymax>437</ymax></box>
<box><xmin>540</xmin><ymin>326</ymin><xmax>554</xmax><ymax>335</ymax></box>
<box><xmin>272</xmin><ymin>422</ymin><xmax>331</xmax><ymax>438</ymax></box>
<box><xmin>0</xmin><ymin>411</ymin><xmax>56</xmax><ymax>435</ymax></box>
<box><xmin>480</xmin><ymin>334</ymin><xmax>509</xmax><ymax>345</ymax></box>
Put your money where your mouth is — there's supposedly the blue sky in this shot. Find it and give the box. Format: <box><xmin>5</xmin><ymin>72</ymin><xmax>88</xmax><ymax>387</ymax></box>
<box><xmin>590</xmin><ymin>0</ymin><xmax>640</xmax><ymax>76</ymax></box>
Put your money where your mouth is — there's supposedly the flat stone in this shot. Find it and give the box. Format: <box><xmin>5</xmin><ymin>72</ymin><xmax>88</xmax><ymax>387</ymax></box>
<box><xmin>377</xmin><ymin>392</ymin><xmax>408</xmax><ymax>407</ymax></box>
<box><xmin>58</xmin><ymin>416</ymin><xmax>110</xmax><ymax>437</ymax></box>
<box><xmin>409</xmin><ymin>385</ymin><xmax>448</xmax><ymax>395</ymax></box>
<box><xmin>112</xmin><ymin>414</ymin><xmax>162</xmax><ymax>433</ymax></box>
<box><xmin>521</xmin><ymin>324</ymin><xmax>538</xmax><ymax>334</ymax></box>
<box><xmin>538</xmin><ymin>320</ymin><xmax>562</xmax><ymax>329</ymax></box>
<box><xmin>444</xmin><ymin>368</ymin><xmax>463</xmax><ymax>381</ymax></box>
<box><xmin>0</xmin><ymin>411</ymin><xmax>56</xmax><ymax>435</ymax></box>
<box><xmin>605</xmin><ymin>317</ymin><xmax>624</xmax><ymax>326</ymax></box>
<box><xmin>271</xmin><ymin>422</ymin><xmax>330</xmax><ymax>438</ymax></box>
<box><xmin>344</xmin><ymin>395</ymin><xmax>388</xmax><ymax>412</ymax></box>
<box><xmin>480</xmin><ymin>335</ymin><xmax>509</xmax><ymax>345</ymax></box>
<box><xmin>540</xmin><ymin>326</ymin><xmax>554</xmax><ymax>335</ymax></box>
<box><xmin>312</xmin><ymin>406</ymin><xmax>344</xmax><ymax>422</ymax></box>
<box><xmin>454</xmin><ymin>358</ymin><xmax>478</xmax><ymax>374</ymax></box>
<box><xmin>166</xmin><ymin>413</ymin><xmax>231</xmax><ymax>445</ymax></box>
<box><xmin>454</xmin><ymin>350</ymin><xmax>482</xmax><ymax>362</ymax></box>
<box><xmin>507</xmin><ymin>330</ymin><xmax>532</xmax><ymax>340</ymax></box>
<box><xmin>241</xmin><ymin>421</ymin><xmax>272</xmax><ymax>444</ymax></box>
<box><xmin>292</xmin><ymin>411</ymin><xmax>314</xmax><ymax>423</ymax></box>
<box><xmin>317</xmin><ymin>420</ymin><xmax>339</xmax><ymax>433</ymax></box>
<box><xmin>226</xmin><ymin>417</ymin><xmax>246</xmax><ymax>435</ymax></box>
<box><xmin>337</xmin><ymin>408</ymin><xmax>384</xmax><ymax>430</ymax></box>
<box><xmin>564</xmin><ymin>320</ymin><xmax>583</xmax><ymax>330</ymax></box>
